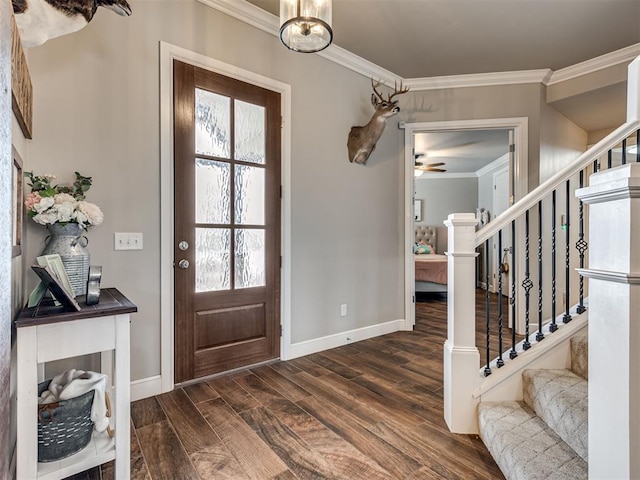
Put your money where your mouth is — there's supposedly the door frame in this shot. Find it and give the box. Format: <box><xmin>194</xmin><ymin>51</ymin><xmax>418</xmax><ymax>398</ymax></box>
<box><xmin>491</xmin><ymin>163</ymin><xmax>510</xmax><ymax>293</ymax></box>
<box><xmin>159</xmin><ymin>42</ymin><xmax>292</xmax><ymax>393</ymax></box>
<box><xmin>401</xmin><ymin>118</ymin><xmax>528</xmax><ymax>329</ymax></box>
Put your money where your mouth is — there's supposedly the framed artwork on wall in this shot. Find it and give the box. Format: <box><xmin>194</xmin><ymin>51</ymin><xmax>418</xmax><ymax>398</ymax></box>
<box><xmin>11</xmin><ymin>14</ymin><xmax>32</xmax><ymax>139</ymax></box>
<box><xmin>12</xmin><ymin>147</ymin><xmax>22</xmax><ymax>258</ymax></box>
<box><xmin>414</xmin><ymin>199</ymin><xmax>423</xmax><ymax>222</ymax></box>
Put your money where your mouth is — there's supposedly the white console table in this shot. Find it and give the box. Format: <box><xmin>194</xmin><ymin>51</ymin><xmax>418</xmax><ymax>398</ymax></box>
<box><xmin>16</xmin><ymin>288</ymin><xmax>136</xmax><ymax>480</ymax></box>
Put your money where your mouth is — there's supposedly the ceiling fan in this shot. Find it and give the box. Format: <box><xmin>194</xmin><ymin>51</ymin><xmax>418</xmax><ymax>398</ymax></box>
<box><xmin>415</xmin><ymin>153</ymin><xmax>446</xmax><ymax>173</ymax></box>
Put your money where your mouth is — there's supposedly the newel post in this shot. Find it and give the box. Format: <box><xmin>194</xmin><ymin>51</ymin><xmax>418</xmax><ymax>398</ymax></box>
<box><xmin>576</xmin><ymin>164</ymin><xmax>640</xmax><ymax>479</ymax></box>
<box><xmin>444</xmin><ymin>213</ymin><xmax>480</xmax><ymax>433</ymax></box>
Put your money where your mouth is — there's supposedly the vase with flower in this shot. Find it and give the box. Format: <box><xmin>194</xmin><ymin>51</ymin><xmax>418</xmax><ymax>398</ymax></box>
<box><xmin>24</xmin><ymin>171</ymin><xmax>104</xmax><ymax>296</ymax></box>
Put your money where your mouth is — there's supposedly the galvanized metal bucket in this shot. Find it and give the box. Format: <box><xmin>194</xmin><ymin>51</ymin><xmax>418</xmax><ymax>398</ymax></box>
<box><xmin>42</xmin><ymin>223</ymin><xmax>90</xmax><ymax>297</ymax></box>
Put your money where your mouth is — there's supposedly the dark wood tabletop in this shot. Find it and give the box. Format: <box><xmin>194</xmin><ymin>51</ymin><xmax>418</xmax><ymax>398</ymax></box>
<box><xmin>16</xmin><ymin>288</ymin><xmax>137</xmax><ymax>328</ymax></box>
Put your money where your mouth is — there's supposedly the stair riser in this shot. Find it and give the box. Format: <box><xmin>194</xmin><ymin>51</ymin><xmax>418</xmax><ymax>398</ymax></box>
<box><xmin>523</xmin><ymin>369</ymin><xmax>588</xmax><ymax>462</ymax></box>
<box><xmin>570</xmin><ymin>333</ymin><xmax>588</xmax><ymax>380</ymax></box>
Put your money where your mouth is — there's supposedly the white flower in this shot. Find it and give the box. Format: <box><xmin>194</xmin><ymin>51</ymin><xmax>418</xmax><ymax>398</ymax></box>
<box><xmin>56</xmin><ymin>202</ymin><xmax>75</xmax><ymax>223</ymax></box>
<box><xmin>76</xmin><ymin>201</ymin><xmax>104</xmax><ymax>226</ymax></box>
<box><xmin>32</xmin><ymin>210</ymin><xmax>59</xmax><ymax>225</ymax></box>
<box><xmin>33</xmin><ymin>196</ymin><xmax>54</xmax><ymax>213</ymax></box>
<box><xmin>54</xmin><ymin>193</ymin><xmax>76</xmax><ymax>204</ymax></box>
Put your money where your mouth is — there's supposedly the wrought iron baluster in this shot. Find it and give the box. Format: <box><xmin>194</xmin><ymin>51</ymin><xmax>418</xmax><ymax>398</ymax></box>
<box><xmin>622</xmin><ymin>139</ymin><xmax>627</xmax><ymax>165</ymax></box>
<box><xmin>637</xmin><ymin>130</ymin><xmax>640</xmax><ymax>163</ymax></box>
<box><xmin>608</xmin><ymin>149</ymin><xmax>613</xmax><ymax>169</ymax></box>
<box><xmin>563</xmin><ymin>180</ymin><xmax>572</xmax><ymax>323</ymax></box>
<box><xmin>497</xmin><ymin>230</ymin><xmax>505</xmax><ymax>367</ymax></box>
<box><xmin>536</xmin><ymin>200</ymin><xmax>544</xmax><ymax>342</ymax></box>
<box><xmin>522</xmin><ymin>210</ymin><xmax>532</xmax><ymax>350</ymax></box>
<box><xmin>594</xmin><ymin>159</ymin><xmax>599</xmax><ymax>173</ymax></box>
<box><xmin>484</xmin><ymin>239</ymin><xmax>491</xmax><ymax>376</ymax></box>
<box><xmin>576</xmin><ymin>170</ymin><xmax>588</xmax><ymax>314</ymax></box>
<box><xmin>510</xmin><ymin>220</ymin><xmax>518</xmax><ymax>359</ymax></box>
<box><xmin>550</xmin><ymin>190</ymin><xmax>558</xmax><ymax>332</ymax></box>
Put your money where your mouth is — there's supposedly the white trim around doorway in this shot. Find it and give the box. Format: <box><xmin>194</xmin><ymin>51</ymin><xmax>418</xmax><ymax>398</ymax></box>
<box><xmin>158</xmin><ymin>41</ymin><xmax>292</xmax><ymax>396</ymax></box>
<box><xmin>401</xmin><ymin>118</ymin><xmax>528</xmax><ymax>329</ymax></box>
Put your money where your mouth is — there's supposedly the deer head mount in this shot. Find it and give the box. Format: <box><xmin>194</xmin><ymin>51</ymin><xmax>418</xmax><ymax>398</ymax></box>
<box><xmin>347</xmin><ymin>79</ymin><xmax>409</xmax><ymax>165</ymax></box>
<box><xmin>12</xmin><ymin>0</ymin><xmax>132</xmax><ymax>48</ymax></box>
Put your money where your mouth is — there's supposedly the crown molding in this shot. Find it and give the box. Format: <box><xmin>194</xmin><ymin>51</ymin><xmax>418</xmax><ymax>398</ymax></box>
<box><xmin>548</xmin><ymin>43</ymin><xmax>640</xmax><ymax>85</ymax></box>
<box><xmin>475</xmin><ymin>153</ymin><xmax>509</xmax><ymax>177</ymax></box>
<box><xmin>317</xmin><ymin>44</ymin><xmax>400</xmax><ymax>86</ymax></box>
<box><xmin>405</xmin><ymin>69</ymin><xmax>553</xmax><ymax>91</ymax></box>
<box><xmin>197</xmin><ymin>0</ymin><xmax>640</xmax><ymax>91</ymax></box>
<box><xmin>196</xmin><ymin>0</ymin><xmax>276</xmax><ymax>36</ymax></box>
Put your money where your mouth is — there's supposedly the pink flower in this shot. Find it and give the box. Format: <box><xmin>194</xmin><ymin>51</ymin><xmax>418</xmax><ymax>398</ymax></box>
<box><xmin>24</xmin><ymin>192</ymin><xmax>42</xmax><ymax>211</ymax></box>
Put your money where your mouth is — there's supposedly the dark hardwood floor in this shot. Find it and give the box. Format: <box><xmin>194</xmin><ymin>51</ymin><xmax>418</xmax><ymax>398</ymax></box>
<box><xmin>70</xmin><ymin>290</ymin><xmax>506</xmax><ymax>479</ymax></box>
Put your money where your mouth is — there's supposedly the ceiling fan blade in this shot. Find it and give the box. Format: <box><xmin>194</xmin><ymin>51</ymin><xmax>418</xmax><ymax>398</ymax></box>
<box><xmin>415</xmin><ymin>165</ymin><xmax>447</xmax><ymax>172</ymax></box>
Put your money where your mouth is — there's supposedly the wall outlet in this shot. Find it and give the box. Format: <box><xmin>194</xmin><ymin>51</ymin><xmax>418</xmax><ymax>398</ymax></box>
<box><xmin>114</xmin><ymin>232</ymin><xmax>143</xmax><ymax>251</ymax></box>
<box><xmin>340</xmin><ymin>304</ymin><xmax>347</xmax><ymax>317</ymax></box>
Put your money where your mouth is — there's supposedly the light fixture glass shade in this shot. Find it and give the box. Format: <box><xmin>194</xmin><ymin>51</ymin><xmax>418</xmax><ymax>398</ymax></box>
<box><xmin>414</xmin><ymin>169</ymin><xmax>424</xmax><ymax>178</ymax></box>
<box><xmin>280</xmin><ymin>0</ymin><xmax>332</xmax><ymax>53</ymax></box>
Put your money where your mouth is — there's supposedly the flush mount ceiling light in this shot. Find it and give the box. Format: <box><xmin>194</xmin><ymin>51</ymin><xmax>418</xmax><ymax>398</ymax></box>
<box><xmin>280</xmin><ymin>0</ymin><xmax>333</xmax><ymax>53</ymax></box>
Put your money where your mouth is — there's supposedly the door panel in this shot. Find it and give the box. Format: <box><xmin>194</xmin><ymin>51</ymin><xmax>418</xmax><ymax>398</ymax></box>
<box><xmin>173</xmin><ymin>60</ymin><xmax>281</xmax><ymax>383</ymax></box>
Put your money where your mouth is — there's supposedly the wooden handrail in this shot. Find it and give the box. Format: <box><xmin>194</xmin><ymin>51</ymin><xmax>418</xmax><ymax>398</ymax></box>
<box><xmin>476</xmin><ymin>120</ymin><xmax>640</xmax><ymax>246</ymax></box>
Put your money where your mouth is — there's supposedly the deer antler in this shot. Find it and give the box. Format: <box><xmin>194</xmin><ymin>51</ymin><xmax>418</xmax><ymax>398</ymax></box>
<box><xmin>388</xmin><ymin>80</ymin><xmax>410</xmax><ymax>102</ymax></box>
<box><xmin>371</xmin><ymin>79</ymin><xmax>386</xmax><ymax>102</ymax></box>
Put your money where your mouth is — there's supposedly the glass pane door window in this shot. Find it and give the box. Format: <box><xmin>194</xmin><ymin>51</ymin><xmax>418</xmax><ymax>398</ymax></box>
<box><xmin>194</xmin><ymin>89</ymin><xmax>267</xmax><ymax>293</ymax></box>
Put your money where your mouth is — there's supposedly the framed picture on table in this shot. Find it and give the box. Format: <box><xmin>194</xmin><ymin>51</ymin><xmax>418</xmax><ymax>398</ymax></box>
<box><xmin>30</xmin><ymin>265</ymin><xmax>81</xmax><ymax>313</ymax></box>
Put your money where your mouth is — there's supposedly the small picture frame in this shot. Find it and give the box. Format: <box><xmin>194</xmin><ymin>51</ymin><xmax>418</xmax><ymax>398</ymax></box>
<box><xmin>12</xmin><ymin>147</ymin><xmax>23</xmax><ymax>258</ymax></box>
<box><xmin>31</xmin><ymin>265</ymin><xmax>81</xmax><ymax>313</ymax></box>
<box><xmin>414</xmin><ymin>199</ymin><xmax>423</xmax><ymax>222</ymax></box>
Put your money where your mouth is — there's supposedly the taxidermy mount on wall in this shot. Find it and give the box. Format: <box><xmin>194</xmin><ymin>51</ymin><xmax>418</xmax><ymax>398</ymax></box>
<box><xmin>347</xmin><ymin>79</ymin><xmax>409</xmax><ymax>165</ymax></box>
<box><xmin>12</xmin><ymin>0</ymin><xmax>132</xmax><ymax>48</ymax></box>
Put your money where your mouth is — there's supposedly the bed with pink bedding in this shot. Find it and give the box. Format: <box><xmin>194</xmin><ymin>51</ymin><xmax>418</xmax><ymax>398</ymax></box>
<box><xmin>414</xmin><ymin>226</ymin><xmax>448</xmax><ymax>293</ymax></box>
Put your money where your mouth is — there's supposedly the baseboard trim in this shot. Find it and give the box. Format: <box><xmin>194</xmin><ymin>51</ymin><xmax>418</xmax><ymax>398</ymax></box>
<box><xmin>283</xmin><ymin>319</ymin><xmax>406</xmax><ymax>360</ymax></box>
<box><xmin>130</xmin><ymin>375</ymin><xmax>163</xmax><ymax>402</ymax></box>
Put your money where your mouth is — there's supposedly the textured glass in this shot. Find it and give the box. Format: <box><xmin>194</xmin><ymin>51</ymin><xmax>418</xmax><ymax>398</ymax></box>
<box><xmin>195</xmin><ymin>159</ymin><xmax>230</xmax><ymax>224</ymax></box>
<box><xmin>196</xmin><ymin>89</ymin><xmax>230</xmax><ymax>158</ymax></box>
<box><xmin>235</xmin><ymin>100</ymin><xmax>265</xmax><ymax>164</ymax></box>
<box><xmin>196</xmin><ymin>228</ymin><xmax>231</xmax><ymax>292</ymax></box>
<box><xmin>235</xmin><ymin>165</ymin><xmax>265</xmax><ymax>225</ymax></box>
<box><xmin>235</xmin><ymin>229</ymin><xmax>265</xmax><ymax>289</ymax></box>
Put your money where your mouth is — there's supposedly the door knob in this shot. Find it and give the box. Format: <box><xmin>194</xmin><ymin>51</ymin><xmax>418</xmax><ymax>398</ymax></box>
<box><xmin>178</xmin><ymin>259</ymin><xmax>189</xmax><ymax>269</ymax></box>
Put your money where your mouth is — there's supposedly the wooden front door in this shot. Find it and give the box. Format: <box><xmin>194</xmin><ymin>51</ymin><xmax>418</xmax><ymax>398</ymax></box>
<box><xmin>173</xmin><ymin>60</ymin><xmax>281</xmax><ymax>383</ymax></box>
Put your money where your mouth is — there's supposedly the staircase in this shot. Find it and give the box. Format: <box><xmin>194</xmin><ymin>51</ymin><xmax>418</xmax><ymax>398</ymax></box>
<box><xmin>478</xmin><ymin>332</ymin><xmax>588</xmax><ymax>480</ymax></box>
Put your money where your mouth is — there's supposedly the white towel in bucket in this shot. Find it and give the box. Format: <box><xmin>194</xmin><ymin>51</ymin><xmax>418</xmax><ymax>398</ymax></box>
<box><xmin>39</xmin><ymin>369</ymin><xmax>109</xmax><ymax>433</ymax></box>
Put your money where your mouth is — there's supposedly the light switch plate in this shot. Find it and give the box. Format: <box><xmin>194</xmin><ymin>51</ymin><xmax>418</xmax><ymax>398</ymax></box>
<box><xmin>114</xmin><ymin>232</ymin><xmax>143</xmax><ymax>251</ymax></box>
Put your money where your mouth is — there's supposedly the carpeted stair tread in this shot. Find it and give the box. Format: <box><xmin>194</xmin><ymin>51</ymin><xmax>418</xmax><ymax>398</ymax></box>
<box><xmin>570</xmin><ymin>332</ymin><xmax>588</xmax><ymax>380</ymax></box>
<box><xmin>523</xmin><ymin>369</ymin><xmax>588</xmax><ymax>462</ymax></box>
<box><xmin>478</xmin><ymin>401</ymin><xmax>587</xmax><ymax>480</ymax></box>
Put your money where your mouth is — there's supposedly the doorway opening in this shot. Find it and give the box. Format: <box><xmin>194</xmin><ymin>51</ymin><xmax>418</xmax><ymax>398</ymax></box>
<box><xmin>402</xmin><ymin>118</ymin><xmax>528</xmax><ymax>329</ymax></box>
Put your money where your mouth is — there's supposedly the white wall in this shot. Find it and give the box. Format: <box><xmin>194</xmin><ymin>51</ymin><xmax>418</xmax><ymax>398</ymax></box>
<box><xmin>539</xmin><ymin>102</ymin><xmax>588</xmax><ymax>182</ymax></box>
<box><xmin>414</xmin><ymin>177</ymin><xmax>478</xmax><ymax>253</ymax></box>
<box><xmin>22</xmin><ymin>0</ymin><xmax>404</xmax><ymax>383</ymax></box>
<box><xmin>403</xmin><ymin>84</ymin><xmax>542</xmax><ymax>191</ymax></box>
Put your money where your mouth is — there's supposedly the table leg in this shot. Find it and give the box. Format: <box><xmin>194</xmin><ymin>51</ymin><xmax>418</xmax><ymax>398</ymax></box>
<box><xmin>16</xmin><ymin>326</ymin><xmax>39</xmax><ymax>480</ymax></box>
<box><xmin>114</xmin><ymin>314</ymin><xmax>130</xmax><ymax>478</ymax></box>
